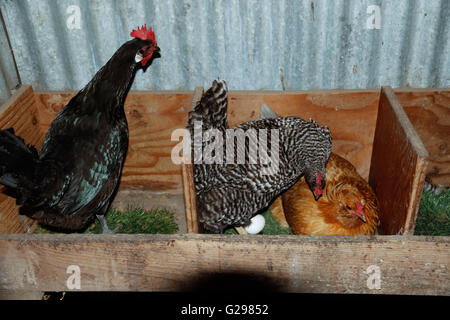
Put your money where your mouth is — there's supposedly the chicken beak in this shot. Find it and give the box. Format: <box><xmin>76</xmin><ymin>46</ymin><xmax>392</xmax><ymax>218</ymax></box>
<box><xmin>153</xmin><ymin>46</ymin><xmax>161</xmax><ymax>58</ymax></box>
<box><xmin>313</xmin><ymin>187</ymin><xmax>323</xmax><ymax>201</ymax></box>
<box><xmin>356</xmin><ymin>212</ymin><xmax>367</xmax><ymax>223</ymax></box>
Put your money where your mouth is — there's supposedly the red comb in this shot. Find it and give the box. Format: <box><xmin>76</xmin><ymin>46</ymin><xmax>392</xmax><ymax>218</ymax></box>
<box><xmin>130</xmin><ymin>24</ymin><xmax>156</xmax><ymax>42</ymax></box>
<box><xmin>316</xmin><ymin>171</ymin><xmax>323</xmax><ymax>186</ymax></box>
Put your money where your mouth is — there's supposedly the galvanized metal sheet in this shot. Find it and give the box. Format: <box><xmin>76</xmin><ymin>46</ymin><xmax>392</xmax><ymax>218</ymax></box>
<box><xmin>0</xmin><ymin>0</ymin><xmax>448</xmax><ymax>96</ymax></box>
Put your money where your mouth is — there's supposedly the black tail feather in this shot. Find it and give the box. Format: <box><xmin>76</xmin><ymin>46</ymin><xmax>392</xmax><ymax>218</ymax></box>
<box><xmin>0</xmin><ymin>128</ymin><xmax>39</xmax><ymax>204</ymax></box>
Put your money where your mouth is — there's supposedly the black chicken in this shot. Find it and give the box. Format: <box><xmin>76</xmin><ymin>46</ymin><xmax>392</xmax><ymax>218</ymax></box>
<box><xmin>187</xmin><ymin>80</ymin><xmax>332</xmax><ymax>233</ymax></box>
<box><xmin>0</xmin><ymin>25</ymin><xmax>160</xmax><ymax>232</ymax></box>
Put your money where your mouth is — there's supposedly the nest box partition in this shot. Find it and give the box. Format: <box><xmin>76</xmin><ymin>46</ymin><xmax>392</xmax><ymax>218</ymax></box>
<box><xmin>369</xmin><ymin>86</ymin><xmax>429</xmax><ymax>235</ymax></box>
<box><xmin>182</xmin><ymin>87</ymin><xmax>203</xmax><ymax>233</ymax></box>
<box><xmin>183</xmin><ymin>86</ymin><xmax>431</xmax><ymax>236</ymax></box>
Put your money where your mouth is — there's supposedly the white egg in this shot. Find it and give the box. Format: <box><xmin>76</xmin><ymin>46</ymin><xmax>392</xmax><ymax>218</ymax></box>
<box><xmin>244</xmin><ymin>214</ymin><xmax>266</xmax><ymax>234</ymax></box>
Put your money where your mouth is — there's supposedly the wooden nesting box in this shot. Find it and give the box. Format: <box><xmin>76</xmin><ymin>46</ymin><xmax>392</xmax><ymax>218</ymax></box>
<box><xmin>0</xmin><ymin>85</ymin><xmax>448</xmax><ymax>297</ymax></box>
<box><xmin>183</xmin><ymin>86</ymin><xmax>446</xmax><ymax>236</ymax></box>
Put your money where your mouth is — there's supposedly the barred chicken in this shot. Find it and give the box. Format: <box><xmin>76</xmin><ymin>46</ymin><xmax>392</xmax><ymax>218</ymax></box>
<box><xmin>263</xmin><ymin>105</ymin><xmax>380</xmax><ymax>235</ymax></box>
<box><xmin>0</xmin><ymin>25</ymin><xmax>160</xmax><ymax>232</ymax></box>
<box><xmin>187</xmin><ymin>80</ymin><xmax>332</xmax><ymax>233</ymax></box>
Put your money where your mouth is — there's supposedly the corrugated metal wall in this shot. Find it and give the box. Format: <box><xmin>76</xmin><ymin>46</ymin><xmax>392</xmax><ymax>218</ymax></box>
<box><xmin>0</xmin><ymin>0</ymin><xmax>449</xmax><ymax>102</ymax></box>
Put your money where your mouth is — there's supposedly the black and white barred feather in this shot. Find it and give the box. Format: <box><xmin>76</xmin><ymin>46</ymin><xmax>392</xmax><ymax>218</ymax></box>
<box><xmin>187</xmin><ymin>79</ymin><xmax>229</xmax><ymax>133</ymax></box>
<box><xmin>188</xmin><ymin>80</ymin><xmax>332</xmax><ymax>233</ymax></box>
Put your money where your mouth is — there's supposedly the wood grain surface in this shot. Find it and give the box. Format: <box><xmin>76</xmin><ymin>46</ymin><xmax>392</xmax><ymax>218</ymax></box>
<box><xmin>0</xmin><ymin>233</ymin><xmax>448</xmax><ymax>295</ymax></box>
<box><xmin>183</xmin><ymin>87</ymin><xmax>203</xmax><ymax>233</ymax></box>
<box><xmin>369</xmin><ymin>87</ymin><xmax>429</xmax><ymax>235</ymax></box>
<box><xmin>396</xmin><ymin>89</ymin><xmax>450</xmax><ymax>187</ymax></box>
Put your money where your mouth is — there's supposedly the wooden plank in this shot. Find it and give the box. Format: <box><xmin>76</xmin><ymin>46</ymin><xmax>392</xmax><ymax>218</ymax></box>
<box><xmin>0</xmin><ymin>234</ymin><xmax>448</xmax><ymax>295</ymax></box>
<box><xmin>0</xmin><ymin>290</ymin><xmax>43</xmax><ymax>300</ymax></box>
<box><xmin>394</xmin><ymin>87</ymin><xmax>450</xmax><ymax>93</ymax></box>
<box><xmin>396</xmin><ymin>89</ymin><xmax>450</xmax><ymax>187</ymax></box>
<box><xmin>182</xmin><ymin>162</ymin><xmax>201</xmax><ymax>233</ymax></box>
<box><xmin>0</xmin><ymin>85</ymin><xmax>43</xmax><ymax>234</ymax></box>
<box><xmin>369</xmin><ymin>87</ymin><xmax>429</xmax><ymax>235</ymax></box>
<box><xmin>183</xmin><ymin>87</ymin><xmax>203</xmax><ymax>233</ymax></box>
<box><xmin>34</xmin><ymin>90</ymin><xmax>194</xmax><ymax>194</ymax></box>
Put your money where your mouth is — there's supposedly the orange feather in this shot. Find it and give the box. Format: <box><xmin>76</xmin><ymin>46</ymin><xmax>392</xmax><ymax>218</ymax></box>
<box><xmin>270</xmin><ymin>153</ymin><xmax>380</xmax><ymax>235</ymax></box>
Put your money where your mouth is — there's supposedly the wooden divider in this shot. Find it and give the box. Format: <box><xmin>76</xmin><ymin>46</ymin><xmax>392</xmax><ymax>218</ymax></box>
<box><xmin>369</xmin><ymin>87</ymin><xmax>429</xmax><ymax>235</ymax></box>
<box><xmin>182</xmin><ymin>87</ymin><xmax>203</xmax><ymax>233</ymax></box>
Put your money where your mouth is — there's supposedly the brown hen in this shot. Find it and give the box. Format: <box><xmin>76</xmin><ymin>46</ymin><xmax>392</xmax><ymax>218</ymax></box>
<box><xmin>270</xmin><ymin>153</ymin><xmax>380</xmax><ymax>235</ymax></box>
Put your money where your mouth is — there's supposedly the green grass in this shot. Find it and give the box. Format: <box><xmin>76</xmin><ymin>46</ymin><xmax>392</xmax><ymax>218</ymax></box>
<box><xmin>414</xmin><ymin>189</ymin><xmax>450</xmax><ymax>236</ymax></box>
<box><xmin>33</xmin><ymin>207</ymin><xmax>179</xmax><ymax>234</ymax></box>
<box><xmin>260</xmin><ymin>209</ymin><xmax>293</xmax><ymax>235</ymax></box>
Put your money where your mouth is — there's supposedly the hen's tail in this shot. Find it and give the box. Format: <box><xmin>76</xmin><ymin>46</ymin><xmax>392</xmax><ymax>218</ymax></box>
<box><xmin>188</xmin><ymin>79</ymin><xmax>228</xmax><ymax>131</ymax></box>
<box><xmin>0</xmin><ymin>128</ymin><xmax>40</xmax><ymax>205</ymax></box>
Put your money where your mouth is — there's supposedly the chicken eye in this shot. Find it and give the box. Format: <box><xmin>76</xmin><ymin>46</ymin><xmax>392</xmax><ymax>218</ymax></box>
<box><xmin>346</xmin><ymin>205</ymin><xmax>352</xmax><ymax>210</ymax></box>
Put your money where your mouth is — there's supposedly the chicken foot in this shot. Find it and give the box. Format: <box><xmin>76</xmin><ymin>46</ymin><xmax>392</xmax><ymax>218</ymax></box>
<box><xmin>96</xmin><ymin>214</ymin><xmax>116</xmax><ymax>234</ymax></box>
